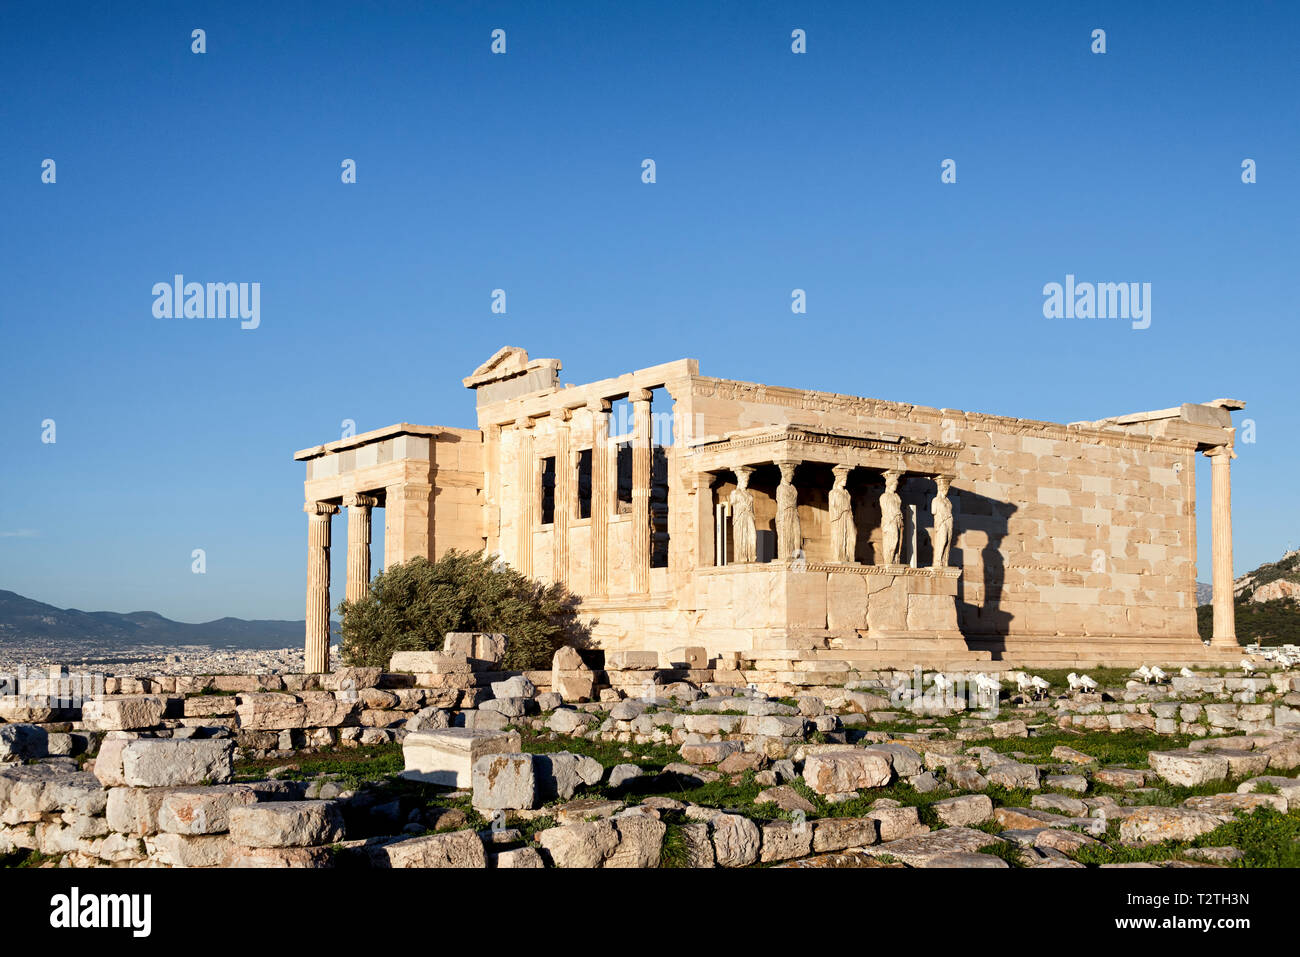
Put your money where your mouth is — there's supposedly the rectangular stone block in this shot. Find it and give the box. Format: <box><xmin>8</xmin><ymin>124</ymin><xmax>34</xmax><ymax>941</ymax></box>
<box><xmin>389</xmin><ymin>651</ymin><xmax>472</xmax><ymax>674</ymax></box>
<box><xmin>606</xmin><ymin>651</ymin><xmax>659</xmax><ymax>671</ymax></box>
<box><xmin>82</xmin><ymin>695</ymin><xmax>170</xmax><ymax>731</ymax></box>
<box><xmin>158</xmin><ymin>785</ymin><xmax>260</xmax><ymax>834</ymax></box>
<box><xmin>400</xmin><ymin>727</ymin><xmax>523</xmax><ymax>787</ymax></box>
<box><xmin>228</xmin><ymin>800</ymin><xmax>344</xmax><ymax>848</ymax></box>
<box><xmin>120</xmin><ymin>739</ymin><xmax>234</xmax><ymax>788</ymax></box>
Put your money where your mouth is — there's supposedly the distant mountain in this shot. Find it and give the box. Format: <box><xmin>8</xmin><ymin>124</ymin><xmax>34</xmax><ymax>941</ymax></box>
<box><xmin>1196</xmin><ymin>581</ymin><xmax>1213</xmax><ymax>605</ymax></box>
<box><xmin>1196</xmin><ymin>548</ymin><xmax>1300</xmax><ymax>646</ymax></box>
<box><xmin>0</xmin><ymin>590</ymin><xmax>304</xmax><ymax>649</ymax></box>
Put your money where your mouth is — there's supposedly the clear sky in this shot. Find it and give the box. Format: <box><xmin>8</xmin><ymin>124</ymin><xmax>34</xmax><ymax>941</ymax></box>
<box><xmin>1</xmin><ymin>1</ymin><xmax>1296</xmax><ymax>622</ymax></box>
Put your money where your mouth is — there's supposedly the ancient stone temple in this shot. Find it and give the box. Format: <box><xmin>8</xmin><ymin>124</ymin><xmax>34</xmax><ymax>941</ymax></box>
<box><xmin>294</xmin><ymin>347</ymin><xmax>1244</xmax><ymax>676</ymax></box>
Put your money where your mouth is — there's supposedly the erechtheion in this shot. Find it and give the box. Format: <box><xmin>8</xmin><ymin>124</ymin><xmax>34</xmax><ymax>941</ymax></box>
<box><xmin>294</xmin><ymin>347</ymin><xmax>1245</xmax><ymax>678</ymax></box>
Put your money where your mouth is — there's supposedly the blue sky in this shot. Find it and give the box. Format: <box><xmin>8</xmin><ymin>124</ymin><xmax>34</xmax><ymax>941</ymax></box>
<box><xmin>1</xmin><ymin>1</ymin><xmax>1295</xmax><ymax>622</ymax></box>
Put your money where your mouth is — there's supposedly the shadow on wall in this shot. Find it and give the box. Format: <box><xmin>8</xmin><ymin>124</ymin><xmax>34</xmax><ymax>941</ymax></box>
<box><xmin>947</xmin><ymin>485</ymin><xmax>1016</xmax><ymax>658</ymax></box>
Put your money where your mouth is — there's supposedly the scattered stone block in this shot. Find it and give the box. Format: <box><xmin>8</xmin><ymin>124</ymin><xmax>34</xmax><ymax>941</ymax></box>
<box><xmin>0</xmin><ymin>724</ymin><xmax>48</xmax><ymax>762</ymax></box>
<box><xmin>494</xmin><ymin>846</ymin><xmax>544</xmax><ymax>868</ymax></box>
<box><xmin>400</xmin><ymin>728</ymin><xmax>521</xmax><ymax>787</ymax></box>
<box><xmin>680</xmin><ymin>740</ymin><xmax>743</xmax><ymax>766</ymax></box>
<box><xmin>864</xmin><ymin>827</ymin><xmax>1002</xmax><ymax>867</ymax></box>
<box><xmin>82</xmin><ymin>695</ymin><xmax>168</xmax><ymax>731</ymax></box>
<box><xmin>380</xmin><ymin>830</ymin><xmax>487</xmax><ymax>868</ymax></box>
<box><xmin>158</xmin><ymin>785</ymin><xmax>260</xmax><ymax>835</ymax></box>
<box><xmin>711</xmin><ymin>813</ymin><xmax>761</xmax><ymax>867</ymax></box>
<box><xmin>931</xmin><ymin>794</ymin><xmax>993</xmax><ymax>827</ymax></box>
<box><xmin>984</xmin><ymin>761</ymin><xmax>1040</xmax><ymax>791</ymax></box>
<box><xmin>866</xmin><ymin>804</ymin><xmax>929</xmax><ymax>841</ymax></box>
<box><xmin>229</xmin><ymin>801</ymin><xmax>344</xmax><ymax>848</ymax></box>
<box><xmin>1094</xmin><ymin>767</ymin><xmax>1146</xmax><ymax>789</ymax></box>
<box><xmin>472</xmin><ymin>753</ymin><xmax>536</xmax><ymax>810</ymax></box>
<box><xmin>121</xmin><ymin>739</ymin><xmax>234</xmax><ymax>787</ymax></box>
<box><xmin>538</xmin><ymin>820</ymin><xmax>619</xmax><ymax>867</ymax></box>
<box><xmin>1119</xmin><ymin>806</ymin><xmax>1225</xmax><ymax>844</ymax></box>
<box><xmin>606</xmin><ymin>813</ymin><xmax>667</xmax><ymax>868</ymax></box>
<box><xmin>812</xmin><ymin>817</ymin><xmax>878</xmax><ymax>852</ymax></box>
<box><xmin>803</xmin><ymin>749</ymin><xmax>892</xmax><ymax>794</ymax></box>
<box><xmin>224</xmin><ymin>845</ymin><xmax>334</xmax><ymax>868</ymax></box>
<box><xmin>760</xmin><ymin>820</ymin><xmax>814</xmax><ymax>862</ymax></box>
<box><xmin>1147</xmin><ymin>749</ymin><xmax>1230</xmax><ymax>787</ymax></box>
<box><xmin>389</xmin><ymin>651</ymin><xmax>471</xmax><ymax>674</ymax></box>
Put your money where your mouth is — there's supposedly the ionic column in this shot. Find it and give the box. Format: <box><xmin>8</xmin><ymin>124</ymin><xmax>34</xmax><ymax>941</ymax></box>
<box><xmin>631</xmin><ymin>389</ymin><xmax>652</xmax><ymax>594</ymax></box>
<box><xmin>344</xmin><ymin>493</ymin><xmax>378</xmax><ymax>604</ymax></box>
<box><xmin>304</xmin><ymin>501</ymin><xmax>339</xmax><ymax>674</ymax></box>
<box><xmin>589</xmin><ymin>400</ymin><xmax>611</xmax><ymax>597</ymax></box>
<box><xmin>516</xmin><ymin>418</ymin><xmax>535</xmax><ymax>577</ymax></box>
<box><xmin>553</xmin><ymin>409</ymin><xmax>572</xmax><ymax>585</ymax></box>
<box><xmin>775</xmin><ymin>460</ymin><xmax>801</xmax><ymax>561</ymax></box>
<box><xmin>1206</xmin><ymin>445</ymin><xmax>1237</xmax><ymax>648</ymax></box>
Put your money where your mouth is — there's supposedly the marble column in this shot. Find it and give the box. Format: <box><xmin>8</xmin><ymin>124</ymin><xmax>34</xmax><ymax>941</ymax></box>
<box><xmin>516</xmin><ymin>418</ymin><xmax>535</xmax><ymax>577</ymax></box>
<box><xmin>1206</xmin><ymin>445</ymin><xmax>1237</xmax><ymax>648</ymax></box>
<box><xmin>588</xmin><ymin>399</ymin><xmax>611</xmax><ymax>596</ymax></box>
<box><xmin>631</xmin><ymin>389</ymin><xmax>652</xmax><ymax>594</ymax></box>
<box><xmin>775</xmin><ymin>461</ymin><xmax>801</xmax><ymax>561</ymax></box>
<box><xmin>344</xmin><ymin>493</ymin><xmax>378</xmax><ymax>604</ymax></box>
<box><xmin>304</xmin><ymin>501</ymin><xmax>339</xmax><ymax>674</ymax></box>
<box><xmin>553</xmin><ymin>409</ymin><xmax>572</xmax><ymax>586</ymax></box>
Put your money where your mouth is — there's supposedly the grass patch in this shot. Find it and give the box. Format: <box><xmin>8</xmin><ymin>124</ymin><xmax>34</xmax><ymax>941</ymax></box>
<box><xmin>659</xmin><ymin>822</ymin><xmax>692</xmax><ymax>868</ymax></box>
<box><xmin>233</xmin><ymin>743</ymin><xmax>405</xmax><ymax>788</ymax></box>
<box><xmin>960</xmin><ymin>729</ymin><xmax>1195</xmax><ymax>768</ymax></box>
<box><xmin>515</xmin><ymin>727</ymin><xmax>679</xmax><ymax>771</ymax></box>
<box><xmin>0</xmin><ymin>849</ymin><xmax>61</xmax><ymax>869</ymax></box>
<box><xmin>1073</xmin><ymin>808</ymin><xmax>1300</xmax><ymax>868</ymax></box>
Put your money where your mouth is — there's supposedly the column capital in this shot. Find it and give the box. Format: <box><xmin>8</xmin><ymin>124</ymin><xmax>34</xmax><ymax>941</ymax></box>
<box><xmin>629</xmin><ymin>387</ymin><xmax>653</xmax><ymax>404</ymax></box>
<box><xmin>1203</xmin><ymin>445</ymin><xmax>1237</xmax><ymax>460</ymax></box>
<box><xmin>586</xmin><ymin>397</ymin><xmax>612</xmax><ymax>414</ymax></box>
<box><xmin>343</xmin><ymin>492</ymin><xmax>379</xmax><ymax>508</ymax></box>
<box><xmin>305</xmin><ymin>501</ymin><xmax>339</xmax><ymax>516</ymax></box>
<box><xmin>515</xmin><ymin>416</ymin><xmax>536</xmax><ymax>430</ymax></box>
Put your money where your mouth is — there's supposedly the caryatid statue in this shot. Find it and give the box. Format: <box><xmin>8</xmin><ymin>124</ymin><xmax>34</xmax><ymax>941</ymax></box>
<box><xmin>829</xmin><ymin>465</ymin><xmax>856</xmax><ymax>562</ymax></box>
<box><xmin>930</xmin><ymin>475</ymin><xmax>954</xmax><ymax>569</ymax></box>
<box><xmin>730</xmin><ymin>466</ymin><xmax>757</xmax><ymax>564</ymax></box>
<box><xmin>879</xmin><ymin>470</ymin><xmax>904</xmax><ymax>565</ymax></box>
<box><xmin>776</xmin><ymin>462</ymin><xmax>801</xmax><ymax>560</ymax></box>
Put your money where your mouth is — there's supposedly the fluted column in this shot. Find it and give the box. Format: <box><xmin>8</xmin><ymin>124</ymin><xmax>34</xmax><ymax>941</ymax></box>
<box><xmin>553</xmin><ymin>409</ymin><xmax>572</xmax><ymax>585</ymax></box>
<box><xmin>1206</xmin><ymin>445</ymin><xmax>1237</xmax><ymax>648</ymax></box>
<box><xmin>588</xmin><ymin>399</ymin><xmax>611</xmax><ymax>597</ymax></box>
<box><xmin>304</xmin><ymin>501</ymin><xmax>339</xmax><ymax>674</ymax></box>
<box><xmin>344</xmin><ymin>493</ymin><xmax>378</xmax><ymax>604</ymax></box>
<box><xmin>631</xmin><ymin>389</ymin><xmax>652</xmax><ymax>594</ymax></box>
<box><xmin>516</xmin><ymin>418</ymin><xmax>535</xmax><ymax>577</ymax></box>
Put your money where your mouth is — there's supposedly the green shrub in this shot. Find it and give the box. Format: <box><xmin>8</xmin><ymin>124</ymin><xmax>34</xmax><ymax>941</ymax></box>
<box><xmin>337</xmin><ymin>551</ymin><xmax>589</xmax><ymax>670</ymax></box>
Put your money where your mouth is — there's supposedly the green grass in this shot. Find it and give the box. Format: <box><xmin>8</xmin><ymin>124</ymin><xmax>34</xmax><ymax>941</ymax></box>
<box><xmin>514</xmin><ymin>726</ymin><xmax>680</xmax><ymax>770</ymax></box>
<box><xmin>233</xmin><ymin>742</ymin><xmax>405</xmax><ymax>788</ymax></box>
<box><xmin>0</xmin><ymin>849</ymin><xmax>61</xmax><ymax>869</ymax></box>
<box><xmin>658</xmin><ymin>822</ymin><xmax>692</xmax><ymax>868</ymax></box>
<box><xmin>1073</xmin><ymin>808</ymin><xmax>1300</xmax><ymax>867</ymax></box>
<box><xmin>960</xmin><ymin>728</ymin><xmax>1195</xmax><ymax>768</ymax></box>
<box><xmin>976</xmin><ymin>840</ymin><xmax>1025</xmax><ymax>867</ymax></box>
